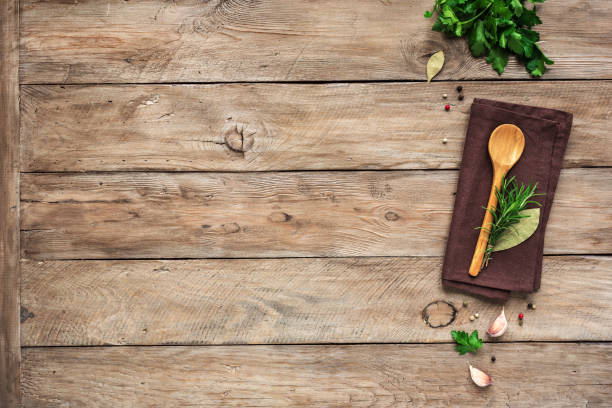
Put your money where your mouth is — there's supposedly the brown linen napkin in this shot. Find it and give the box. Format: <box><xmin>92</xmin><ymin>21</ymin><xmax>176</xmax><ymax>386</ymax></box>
<box><xmin>442</xmin><ymin>98</ymin><xmax>573</xmax><ymax>301</ymax></box>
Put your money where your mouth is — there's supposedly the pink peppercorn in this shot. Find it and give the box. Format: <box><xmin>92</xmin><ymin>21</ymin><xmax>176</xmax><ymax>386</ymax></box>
<box><xmin>518</xmin><ymin>313</ymin><xmax>524</xmax><ymax>320</ymax></box>
<box><xmin>445</xmin><ymin>104</ymin><xmax>451</xmax><ymax>111</ymax></box>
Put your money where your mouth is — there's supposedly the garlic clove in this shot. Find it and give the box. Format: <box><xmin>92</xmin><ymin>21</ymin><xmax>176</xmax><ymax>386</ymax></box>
<box><xmin>487</xmin><ymin>307</ymin><xmax>508</xmax><ymax>337</ymax></box>
<box><xmin>469</xmin><ymin>364</ymin><xmax>492</xmax><ymax>387</ymax></box>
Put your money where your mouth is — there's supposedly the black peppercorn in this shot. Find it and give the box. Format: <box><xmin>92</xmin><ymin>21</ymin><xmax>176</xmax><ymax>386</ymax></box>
<box><xmin>456</xmin><ymin>85</ymin><xmax>463</xmax><ymax>92</ymax></box>
<box><xmin>527</xmin><ymin>303</ymin><xmax>533</xmax><ymax>309</ymax></box>
<box><xmin>458</xmin><ymin>94</ymin><xmax>464</xmax><ymax>101</ymax></box>
<box><xmin>491</xmin><ymin>355</ymin><xmax>496</xmax><ymax>362</ymax></box>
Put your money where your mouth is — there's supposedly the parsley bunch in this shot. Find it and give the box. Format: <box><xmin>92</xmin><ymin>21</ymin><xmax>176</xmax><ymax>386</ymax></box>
<box><xmin>451</xmin><ymin>330</ymin><xmax>483</xmax><ymax>354</ymax></box>
<box><xmin>425</xmin><ymin>0</ymin><xmax>553</xmax><ymax>76</ymax></box>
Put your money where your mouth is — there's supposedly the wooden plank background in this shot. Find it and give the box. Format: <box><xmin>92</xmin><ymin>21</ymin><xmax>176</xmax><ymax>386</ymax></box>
<box><xmin>13</xmin><ymin>0</ymin><xmax>612</xmax><ymax>405</ymax></box>
<box><xmin>22</xmin><ymin>344</ymin><xmax>612</xmax><ymax>407</ymax></box>
<box><xmin>0</xmin><ymin>0</ymin><xmax>20</xmax><ymax>405</ymax></box>
<box><xmin>20</xmin><ymin>256</ymin><xmax>612</xmax><ymax>346</ymax></box>
<box><xmin>20</xmin><ymin>169</ymin><xmax>612</xmax><ymax>259</ymax></box>
<box><xmin>19</xmin><ymin>82</ymin><xmax>612</xmax><ymax>172</ymax></box>
<box><xmin>19</xmin><ymin>0</ymin><xmax>612</xmax><ymax>83</ymax></box>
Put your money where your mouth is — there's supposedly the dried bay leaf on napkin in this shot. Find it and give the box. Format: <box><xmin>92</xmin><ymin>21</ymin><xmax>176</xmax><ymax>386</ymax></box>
<box><xmin>426</xmin><ymin>50</ymin><xmax>444</xmax><ymax>83</ymax></box>
<box><xmin>492</xmin><ymin>208</ymin><xmax>540</xmax><ymax>252</ymax></box>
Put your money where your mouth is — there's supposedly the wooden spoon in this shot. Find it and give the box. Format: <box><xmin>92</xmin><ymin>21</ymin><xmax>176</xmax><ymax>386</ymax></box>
<box><xmin>468</xmin><ymin>124</ymin><xmax>525</xmax><ymax>277</ymax></box>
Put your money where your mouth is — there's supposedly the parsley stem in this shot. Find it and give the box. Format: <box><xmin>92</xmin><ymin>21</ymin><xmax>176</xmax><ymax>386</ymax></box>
<box><xmin>458</xmin><ymin>3</ymin><xmax>492</xmax><ymax>25</ymax></box>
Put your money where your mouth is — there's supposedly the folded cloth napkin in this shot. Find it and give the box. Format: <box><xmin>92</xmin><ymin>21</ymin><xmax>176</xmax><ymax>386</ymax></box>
<box><xmin>442</xmin><ymin>98</ymin><xmax>573</xmax><ymax>301</ymax></box>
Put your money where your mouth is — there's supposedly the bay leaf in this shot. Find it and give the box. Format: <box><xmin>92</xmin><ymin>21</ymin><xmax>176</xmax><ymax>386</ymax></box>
<box><xmin>426</xmin><ymin>50</ymin><xmax>445</xmax><ymax>83</ymax></box>
<box><xmin>492</xmin><ymin>208</ymin><xmax>540</xmax><ymax>252</ymax></box>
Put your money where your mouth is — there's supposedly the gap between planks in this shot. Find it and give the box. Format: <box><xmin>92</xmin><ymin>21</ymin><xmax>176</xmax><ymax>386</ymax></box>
<box><xmin>20</xmin><ymin>340</ymin><xmax>612</xmax><ymax>349</ymax></box>
<box><xmin>18</xmin><ymin>78</ymin><xmax>612</xmax><ymax>86</ymax></box>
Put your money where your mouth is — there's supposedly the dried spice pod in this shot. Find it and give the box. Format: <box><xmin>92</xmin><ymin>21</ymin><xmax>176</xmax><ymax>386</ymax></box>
<box><xmin>426</xmin><ymin>51</ymin><xmax>445</xmax><ymax>83</ymax></box>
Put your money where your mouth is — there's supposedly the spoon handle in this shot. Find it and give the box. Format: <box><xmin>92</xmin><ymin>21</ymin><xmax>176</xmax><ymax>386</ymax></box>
<box><xmin>468</xmin><ymin>169</ymin><xmax>505</xmax><ymax>277</ymax></box>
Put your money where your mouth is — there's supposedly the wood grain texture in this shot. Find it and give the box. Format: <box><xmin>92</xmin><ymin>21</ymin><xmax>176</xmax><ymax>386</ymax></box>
<box><xmin>22</xmin><ymin>343</ymin><xmax>612</xmax><ymax>407</ymax></box>
<box><xmin>20</xmin><ymin>0</ymin><xmax>612</xmax><ymax>83</ymax></box>
<box><xmin>20</xmin><ymin>82</ymin><xmax>612</xmax><ymax>172</ymax></box>
<box><xmin>20</xmin><ymin>256</ymin><xmax>612</xmax><ymax>346</ymax></box>
<box><xmin>20</xmin><ymin>169</ymin><xmax>612</xmax><ymax>260</ymax></box>
<box><xmin>0</xmin><ymin>0</ymin><xmax>20</xmax><ymax>405</ymax></box>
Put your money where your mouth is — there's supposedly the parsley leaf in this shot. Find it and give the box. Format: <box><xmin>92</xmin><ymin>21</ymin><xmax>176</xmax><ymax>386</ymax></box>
<box><xmin>424</xmin><ymin>0</ymin><xmax>553</xmax><ymax>76</ymax></box>
<box><xmin>469</xmin><ymin>20</ymin><xmax>488</xmax><ymax>56</ymax></box>
<box><xmin>487</xmin><ymin>46</ymin><xmax>509</xmax><ymax>74</ymax></box>
<box><xmin>451</xmin><ymin>330</ymin><xmax>484</xmax><ymax>355</ymax></box>
<box><xmin>518</xmin><ymin>7</ymin><xmax>542</xmax><ymax>27</ymax></box>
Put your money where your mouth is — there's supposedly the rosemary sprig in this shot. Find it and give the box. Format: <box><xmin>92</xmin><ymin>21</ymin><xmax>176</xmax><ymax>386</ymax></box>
<box><xmin>478</xmin><ymin>175</ymin><xmax>543</xmax><ymax>269</ymax></box>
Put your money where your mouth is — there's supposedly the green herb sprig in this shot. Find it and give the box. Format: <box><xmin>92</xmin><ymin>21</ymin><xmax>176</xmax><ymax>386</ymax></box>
<box><xmin>424</xmin><ymin>0</ymin><xmax>553</xmax><ymax>76</ymax></box>
<box><xmin>478</xmin><ymin>175</ymin><xmax>543</xmax><ymax>268</ymax></box>
<box><xmin>452</xmin><ymin>330</ymin><xmax>483</xmax><ymax>354</ymax></box>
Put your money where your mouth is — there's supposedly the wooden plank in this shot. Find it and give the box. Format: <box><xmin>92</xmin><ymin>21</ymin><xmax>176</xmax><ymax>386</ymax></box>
<box><xmin>20</xmin><ymin>169</ymin><xmax>612</xmax><ymax>260</ymax></box>
<box><xmin>20</xmin><ymin>256</ymin><xmax>612</xmax><ymax>346</ymax></box>
<box><xmin>20</xmin><ymin>82</ymin><xmax>612</xmax><ymax>172</ymax></box>
<box><xmin>0</xmin><ymin>0</ymin><xmax>20</xmax><ymax>405</ymax></box>
<box><xmin>22</xmin><ymin>343</ymin><xmax>612</xmax><ymax>407</ymax></box>
<box><xmin>20</xmin><ymin>0</ymin><xmax>612</xmax><ymax>83</ymax></box>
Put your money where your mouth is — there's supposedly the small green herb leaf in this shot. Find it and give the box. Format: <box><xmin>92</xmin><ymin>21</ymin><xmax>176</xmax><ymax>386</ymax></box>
<box><xmin>451</xmin><ymin>330</ymin><xmax>483</xmax><ymax>355</ymax></box>
<box><xmin>469</xmin><ymin>20</ymin><xmax>488</xmax><ymax>57</ymax></box>
<box><xmin>492</xmin><ymin>207</ymin><xmax>540</xmax><ymax>252</ymax></box>
<box><xmin>486</xmin><ymin>47</ymin><xmax>509</xmax><ymax>74</ymax></box>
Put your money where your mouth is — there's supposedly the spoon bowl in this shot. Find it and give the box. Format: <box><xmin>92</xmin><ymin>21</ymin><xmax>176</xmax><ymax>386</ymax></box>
<box><xmin>469</xmin><ymin>124</ymin><xmax>525</xmax><ymax>277</ymax></box>
<box><xmin>488</xmin><ymin>125</ymin><xmax>525</xmax><ymax>168</ymax></box>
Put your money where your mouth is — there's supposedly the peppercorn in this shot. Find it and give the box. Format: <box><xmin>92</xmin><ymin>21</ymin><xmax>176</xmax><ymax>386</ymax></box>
<box><xmin>458</xmin><ymin>94</ymin><xmax>464</xmax><ymax>101</ymax></box>
<box><xmin>456</xmin><ymin>85</ymin><xmax>463</xmax><ymax>92</ymax></box>
<box><xmin>443</xmin><ymin>93</ymin><xmax>448</xmax><ymax>99</ymax></box>
<box><xmin>469</xmin><ymin>315</ymin><xmax>475</xmax><ymax>321</ymax></box>
<box><xmin>442</xmin><ymin>138</ymin><xmax>448</xmax><ymax>144</ymax></box>
<box><xmin>463</xmin><ymin>301</ymin><xmax>468</xmax><ymax>308</ymax></box>
<box><xmin>527</xmin><ymin>303</ymin><xmax>533</xmax><ymax>309</ymax></box>
<box><xmin>491</xmin><ymin>356</ymin><xmax>496</xmax><ymax>362</ymax></box>
<box><xmin>474</xmin><ymin>313</ymin><xmax>479</xmax><ymax>318</ymax></box>
<box><xmin>518</xmin><ymin>313</ymin><xmax>524</xmax><ymax>320</ymax></box>
<box><xmin>445</xmin><ymin>104</ymin><xmax>451</xmax><ymax>111</ymax></box>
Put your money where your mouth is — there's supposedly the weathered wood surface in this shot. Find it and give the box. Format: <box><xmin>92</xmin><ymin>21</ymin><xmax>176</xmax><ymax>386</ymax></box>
<box><xmin>20</xmin><ymin>0</ymin><xmax>612</xmax><ymax>83</ymax></box>
<box><xmin>0</xmin><ymin>0</ymin><xmax>21</xmax><ymax>405</ymax></box>
<box><xmin>20</xmin><ymin>169</ymin><xmax>612</xmax><ymax>260</ymax></box>
<box><xmin>22</xmin><ymin>343</ymin><xmax>612</xmax><ymax>407</ymax></box>
<box><xmin>20</xmin><ymin>256</ymin><xmax>612</xmax><ymax>346</ymax></box>
<box><xmin>20</xmin><ymin>82</ymin><xmax>612</xmax><ymax>172</ymax></box>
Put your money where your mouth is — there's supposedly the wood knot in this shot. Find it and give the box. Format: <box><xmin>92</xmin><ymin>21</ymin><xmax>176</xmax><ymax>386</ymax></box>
<box><xmin>269</xmin><ymin>212</ymin><xmax>293</xmax><ymax>223</ymax></box>
<box><xmin>222</xmin><ymin>223</ymin><xmax>241</xmax><ymax>233</ymax></box>
<box><xmin>385</xmin><ymin>211</ymin><xmax>400</xmax><ymax>221</ymax></box>
<box><xmin>20</xmin><ymin>306</ymin><xmax>35</xmax><ymax>323</ymax></box>
<box><xmin>224</xmin><ymin>122</ymin><xmax>256</xmax><ymax>153</ymax></box>
<box><xmin>421</xmin><ymin>300</ymin><xmax>457</xmax><ymax>328</ymax></box>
